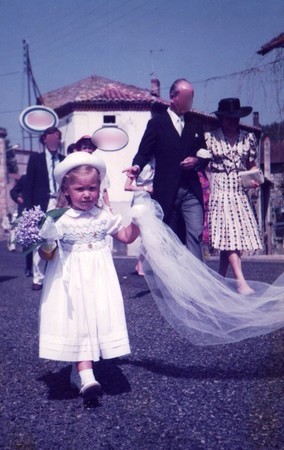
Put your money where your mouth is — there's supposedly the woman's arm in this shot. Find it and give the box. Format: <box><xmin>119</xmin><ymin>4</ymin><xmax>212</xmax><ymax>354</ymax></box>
<box><xmin>247</xmin><ymin>160</ymin><xmax>257</xmax><ymax>170</ymax></box>
<box><xmin>124</xmin><ymin>176</ymin><xmax>153</xmax><ymax>193</ymax></box>
<box><xmin>124</xmin><ymin>176</ymin><xmax>135</xmax><ymax>192</ymax></box>
<box><xmin>113</xmin><ymin>223</ymin><xmax>140</xmax><ymax>244</ymax></box>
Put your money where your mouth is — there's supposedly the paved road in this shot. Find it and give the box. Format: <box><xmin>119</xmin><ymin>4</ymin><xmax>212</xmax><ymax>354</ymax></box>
<box><xmin>1</xmin><ymin>243</ymin><xmax>284</xmax><ymax>450</ymax></box>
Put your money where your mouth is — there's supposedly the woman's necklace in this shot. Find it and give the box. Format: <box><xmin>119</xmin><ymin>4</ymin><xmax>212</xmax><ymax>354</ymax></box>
<box><xmin>222</xmin><ymin>131</ymin><xmax>241</xmax><ymax>172</ymax></box>
<box><xmin>223</xmin><ymin>132</ymin><xmax>240</xmax><ymax>156</ymax></box>
<box><xmin>223</xmin><ymin>133</ymin><xmax>239</xmax><ymax>148</ymax></box>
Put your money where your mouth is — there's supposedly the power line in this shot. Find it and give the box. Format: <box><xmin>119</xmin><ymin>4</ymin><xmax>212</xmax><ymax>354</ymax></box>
<box><xmin>192</xmin><ymin>58</ymin><xmax>283</xmax><ymax>85</ymax></box>
<box><xmin>0</xmin><ymin>70</ymin><xmax>22</xmax><ymax>77</ymax></box>
<box><xmin>159</xmin><ymin>57</ymin><xmax>284</xmax><ymax>92</ymax></box>
<box><xmin>0</xmin><ymin>109</ymin><xmax>21</xmax><ymax>114</ymax></box>
<box><xmin>29</xmin><ymin>0</ymin><xmax>162</xmax><ymax>66</ymax></box>
<box><xmin>29</xmin><ymin>0</ymin><xmax>134</xmax><ymax>59</ymax></box>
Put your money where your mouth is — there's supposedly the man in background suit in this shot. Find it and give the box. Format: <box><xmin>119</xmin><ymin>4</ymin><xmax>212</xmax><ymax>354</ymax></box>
<box><xmin>10</xmin><ymin>174</ymin><xmax>33</xmax><ymax>277</ymax></box>
<box><xmin>124</xmin><ymin>79</ymin><xmax>207</xmax><ymax>260</ymax></box>
<box><xmin>24</xmin><ymin>126</ymin><xmax>64</xmax><ymax>290</ymax></box>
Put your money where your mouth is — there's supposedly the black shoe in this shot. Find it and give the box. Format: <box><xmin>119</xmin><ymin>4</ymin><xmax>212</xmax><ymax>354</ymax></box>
<box><xmin>32</xmin><ymin>283</ymin><xmax>43</xmax><ymax>291</ymax></box>
<box><xmin>25</xmin><ymin>270</ymin><xmax>33</xmax><ymax>277</ymax></box>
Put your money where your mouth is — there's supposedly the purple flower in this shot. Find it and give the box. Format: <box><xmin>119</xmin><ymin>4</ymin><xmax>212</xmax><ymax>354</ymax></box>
<box><xmin>15</xmin><ymin>206</ymin><xmax>46</xmax><ymax>247</ymax></box>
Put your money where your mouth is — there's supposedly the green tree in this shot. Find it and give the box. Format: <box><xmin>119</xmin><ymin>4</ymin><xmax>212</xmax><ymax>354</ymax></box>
<box><xmin>262</xmin><ymin>121</ymin><xmax>284</xmax><ymax>141</ymax></box>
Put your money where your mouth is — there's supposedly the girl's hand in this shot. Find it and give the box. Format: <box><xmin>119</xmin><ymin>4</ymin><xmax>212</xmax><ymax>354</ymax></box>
<box><xmin>39</xmin><ymin>241</ymin><xmax>57</xmax><ymax>261</ymax></box>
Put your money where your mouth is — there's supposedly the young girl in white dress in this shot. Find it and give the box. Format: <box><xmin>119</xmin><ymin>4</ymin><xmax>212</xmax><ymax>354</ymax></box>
<box><xmin>38</xmin><ymin>152</ymin><xmax>139</xmax><ymax>401</ymax></box>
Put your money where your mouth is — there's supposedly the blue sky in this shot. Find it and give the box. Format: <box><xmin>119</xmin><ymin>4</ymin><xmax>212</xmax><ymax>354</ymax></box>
<box><xmin>0</xmin><ymin>0</ymin><xmax>283</xmax><ymax>147</ymax></box>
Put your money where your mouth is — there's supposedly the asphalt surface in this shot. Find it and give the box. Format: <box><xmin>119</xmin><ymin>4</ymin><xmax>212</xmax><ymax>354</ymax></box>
<box><xmin>1</xmin><ymin>242</ymin><xmax>284</xmax><ymax>450</ymax></box>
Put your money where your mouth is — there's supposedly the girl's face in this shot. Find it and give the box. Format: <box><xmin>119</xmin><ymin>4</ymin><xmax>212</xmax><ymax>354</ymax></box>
<box><xmin>65</xmin><ymin>171</ymin><xmax>100</xmax><ymax>211</ymax></box>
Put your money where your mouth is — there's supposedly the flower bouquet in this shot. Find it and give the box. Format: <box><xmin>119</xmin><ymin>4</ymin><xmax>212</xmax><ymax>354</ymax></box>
<box><xmin>14</xmin><ymin>206</ymin><xmax>68</xmax><ymax>255</ymax></box>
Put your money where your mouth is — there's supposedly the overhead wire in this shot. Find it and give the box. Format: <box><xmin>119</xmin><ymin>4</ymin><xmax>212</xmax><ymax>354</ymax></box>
<box><xmin>29</xmin><ymin>0</ymin><xmax>164</xmax><ymax>66</ymax></box>
<box><xmin>29</xmin><ymin>0</ymin><xmax>136</xmax><ymax>60</ymax></box>
<box><xmin>0</xmin><ymin>70</ymin><xmax>22</xmax><ymax>77</ymax></box>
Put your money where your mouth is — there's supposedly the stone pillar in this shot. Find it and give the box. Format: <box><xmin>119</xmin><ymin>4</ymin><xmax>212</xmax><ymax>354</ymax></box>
<box><xmin>0</xmin><ymin>128</ymin><xmax>8</xmax><ymax>240</ymax></box>
<box><xmin>253</xmin><ymin>111</ymin><xmax>259</xmax><ymax>127</ymax></box>
<box><xmin>150</xmin><ymin>78</ymin><xmax>160</xmax><ymax>97</ymax></box>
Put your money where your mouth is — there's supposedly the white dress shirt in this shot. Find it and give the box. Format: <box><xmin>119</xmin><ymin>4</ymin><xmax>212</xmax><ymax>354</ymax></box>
<box><xmin>45</xmin><ymin>149</ymin><xmax>60</xmax><ymax>196</ymax></box>
<box><xmin>167</xmin><ymin>108</ymin><xmax>184</xmax><ymax>136</ymax></box>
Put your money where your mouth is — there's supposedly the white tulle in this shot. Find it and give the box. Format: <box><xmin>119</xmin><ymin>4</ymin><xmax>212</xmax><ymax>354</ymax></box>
<box><xmin>130</xmin><ymin>200</ymin><xmax>284</xmax><ymax>345</ymax></box>
<box><xmin>39</xmin><ymin>216</ymin><xmax>59</xmax><ymax>241</ymax></box>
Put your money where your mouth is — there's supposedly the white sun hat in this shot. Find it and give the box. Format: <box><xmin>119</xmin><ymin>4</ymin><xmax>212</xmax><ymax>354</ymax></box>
<box><xmin>54</xmin><ymin>151</ymin><xmax>106</xmax><ymax>185</ymax></box>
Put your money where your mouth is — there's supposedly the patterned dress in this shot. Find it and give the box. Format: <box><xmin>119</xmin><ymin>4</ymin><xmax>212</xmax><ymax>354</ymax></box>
<box><xmin>205</xmin><ymin>128</ymin><xmax>262</xmax><ymax>251</ymax></box>
<box><xmin>39</xmin><ymin>206</ymin><xmax>130</xmax><ymax>362</ymax></box>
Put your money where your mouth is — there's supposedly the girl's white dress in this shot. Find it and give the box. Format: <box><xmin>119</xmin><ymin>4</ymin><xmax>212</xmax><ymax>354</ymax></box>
<box><xmin>39</xmin><ymin>206</ymin><xmax>130</xmax><ymax>362</ymax></box>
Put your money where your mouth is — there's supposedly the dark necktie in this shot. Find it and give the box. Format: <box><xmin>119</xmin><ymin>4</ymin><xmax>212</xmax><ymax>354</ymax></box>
<box><xmin>51</xmin><ymin>154</ymin><xmax>57</xmax><ymax>193</ymax></box>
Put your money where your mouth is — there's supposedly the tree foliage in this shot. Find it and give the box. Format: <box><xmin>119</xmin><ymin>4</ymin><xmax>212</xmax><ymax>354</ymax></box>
<box><xmin>262</xmin><ymin>121</ymin><xmax>284</xmax><ymax>141</ymax></box>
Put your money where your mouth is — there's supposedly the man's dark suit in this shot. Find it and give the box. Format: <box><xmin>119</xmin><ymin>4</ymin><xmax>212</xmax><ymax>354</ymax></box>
<box><xmin>24</xmin><ymin>150</ymin><xmax>65</xmax><ymax>286</ymax></box>
<box><xmin>10</xmin><ymin>174</ymin><xmax>33</xmax><ymax>274</ymax></box>
<box><xmin>24</xmin><ymin>152</ymin><xmax>64</xmax><ymax>212</ymax></box>
<box><xmin>10</xmin><ymin>174</ymin><xmax>27</xmax><ymax>216</ymax></box>
<box><xmin>133</xmin><ymin>111</ymin><xmax>206</xmax><ymax>247</ymax></box>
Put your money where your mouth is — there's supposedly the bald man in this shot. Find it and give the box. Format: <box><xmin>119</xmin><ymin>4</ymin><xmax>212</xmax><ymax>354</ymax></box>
<box><xmin>124</xmin><ymin>79</ymin><xmax>206</xmax><ymax>260</ymax></box>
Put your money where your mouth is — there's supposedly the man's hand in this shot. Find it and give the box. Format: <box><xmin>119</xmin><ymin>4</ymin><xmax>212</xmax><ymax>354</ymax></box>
<box><xmin>180</xmin><ymin>157</ymin><xmax>199</xmax><ymax>170</ymax></box>
<box><xmin>122</xmin><ymin>165</ymin><xmax>140</xmax><ymax>179</ymax></box>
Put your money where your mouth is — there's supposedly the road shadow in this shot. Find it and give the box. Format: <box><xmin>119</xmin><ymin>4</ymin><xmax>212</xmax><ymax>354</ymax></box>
<box><xmin>38</xmin><ymin>360</ymin><xmax>131</xmax><ymax>401</ymax></box>
<box><xmin>117</xmin><ymin>355</ymin><xmax>284</xmax><ymax>381</ymax></box>
<box><xmin>37</xmin><ymin>366</ymin><xmax>79</xmax><ymax>401</ymax></box>
<box><xmin>94</xmin><ymin>358</ymin><xmax>131</xmax><ymax>395</ymax></box>
<box><xmin>0</xmin><ymin>275</ymin><xmax>18</xmax><ymax>283</ymax></box>
<box><xmin>130</xmin><ymin>289</ymin><xmax>151</xmax><ymax>298</ymax></box>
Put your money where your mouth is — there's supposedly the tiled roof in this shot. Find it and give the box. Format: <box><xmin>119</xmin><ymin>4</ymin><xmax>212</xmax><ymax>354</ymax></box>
<box><xmin>41</xmin><ymin>74</ymin><xmax>261</xmax><ymax>137</ymax></box>
<box><xmin>257</xmin><ymin>33</ymin><xmax>284</xmax><ymax>55</ymax></box>
<box><xmin>42</xmin><ymin>74</ymin><xmax>168</xmax><ymax>113</ymax></box>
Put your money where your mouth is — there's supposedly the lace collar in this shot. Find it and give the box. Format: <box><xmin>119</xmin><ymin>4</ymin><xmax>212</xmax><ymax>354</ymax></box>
<box><xmin>64</xmin><ymin>205</ymin><xmax>102</xmax><ymax>218</ymax></box>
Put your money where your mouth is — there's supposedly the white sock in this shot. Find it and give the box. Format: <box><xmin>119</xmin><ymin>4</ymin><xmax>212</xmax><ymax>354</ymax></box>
<box><xmin>79</xmin><ymin>368</ymin><xmax>96</xmax><ymax>386</ymax></box>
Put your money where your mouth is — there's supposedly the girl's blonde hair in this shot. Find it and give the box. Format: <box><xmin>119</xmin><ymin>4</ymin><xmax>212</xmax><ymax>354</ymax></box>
<box><xmin>57</xmin><ymin>165</ymin><xmax>101</xmax><ymax>208</ymax></box>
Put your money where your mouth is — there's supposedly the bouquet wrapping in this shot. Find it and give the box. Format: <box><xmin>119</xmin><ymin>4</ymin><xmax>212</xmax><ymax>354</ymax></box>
<box><xmin>14</xmin><ymin>206</ymin><xmax>67</xmax><ymax>254</ymax></box>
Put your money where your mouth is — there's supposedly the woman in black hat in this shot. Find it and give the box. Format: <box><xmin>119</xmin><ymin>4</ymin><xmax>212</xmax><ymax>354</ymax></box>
<box><xmin>205</xmin><ymin>98</ymin><xmax>262</xmax><ymax>295</ymax></box>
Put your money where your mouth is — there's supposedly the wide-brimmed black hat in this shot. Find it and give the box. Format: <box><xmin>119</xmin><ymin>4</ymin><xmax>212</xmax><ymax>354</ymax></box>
<box><xmin>75</xmin><ymin>135</ymin><xmax>97</xmax><ymax>151</ymax></box>
<box><xmin>214</xmin><ymin>98</ymin><xmax>252</xmax><ymax>118</ymax></box>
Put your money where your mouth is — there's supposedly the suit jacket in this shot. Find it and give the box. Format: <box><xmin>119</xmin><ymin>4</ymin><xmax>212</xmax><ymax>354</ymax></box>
<box><xmin>132</xmin><ymin>111</ymin><xmax>206</xmax><ymax>223</ymax></box>
<box><xmin>24</xmin><ymin>151</ymin><xmax>64</xmax><ymax>212</ymax></box>
<box><xmin>10</xmin><ymin>174</ymin><xmax>27</xmax><ymax>216</ymax></box>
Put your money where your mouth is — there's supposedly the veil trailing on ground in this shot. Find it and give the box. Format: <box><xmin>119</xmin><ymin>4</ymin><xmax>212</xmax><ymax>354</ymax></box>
<box><xmin>130</xmin><ymin>200</ymin><xmax>284</xmax><ymax>346</ymax></box>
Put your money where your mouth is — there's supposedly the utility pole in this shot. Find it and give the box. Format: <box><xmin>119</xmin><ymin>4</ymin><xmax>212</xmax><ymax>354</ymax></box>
<box><xmin>23</xmin><ymin>40</ymin><xmax>32</xmax><ymax>150</ymax></box>
<box><xmin>263</xmin><ymin>135</ymin><xmax>272</xmax><ymax>254</ymax></box>
<box><xmin>149</xmin><ymin>49</ymin><xmax>163</xmax><ymax>77</ymax></box>
<box><xmin>22</xmin><ymin>40</ymin><xmax>44</xmax><ymax>150</ymax></box>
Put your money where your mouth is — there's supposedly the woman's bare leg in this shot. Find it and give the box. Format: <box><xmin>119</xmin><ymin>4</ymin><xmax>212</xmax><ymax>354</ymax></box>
<box><xmin>227</xmin><ymin>250</ymin><xmax>255</xmax><ymax>295</ymax></box>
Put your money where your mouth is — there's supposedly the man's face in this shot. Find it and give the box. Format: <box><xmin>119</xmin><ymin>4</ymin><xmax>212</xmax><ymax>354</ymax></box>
<box><xmin>171</xmin><ymin>82</ymin><xmax>194</xmax><ymax>116</ymax></box>
<box><xmin>44</xmin><ymin>131</ymin><xmax>61</xmax><ymax>151</ymax></box>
